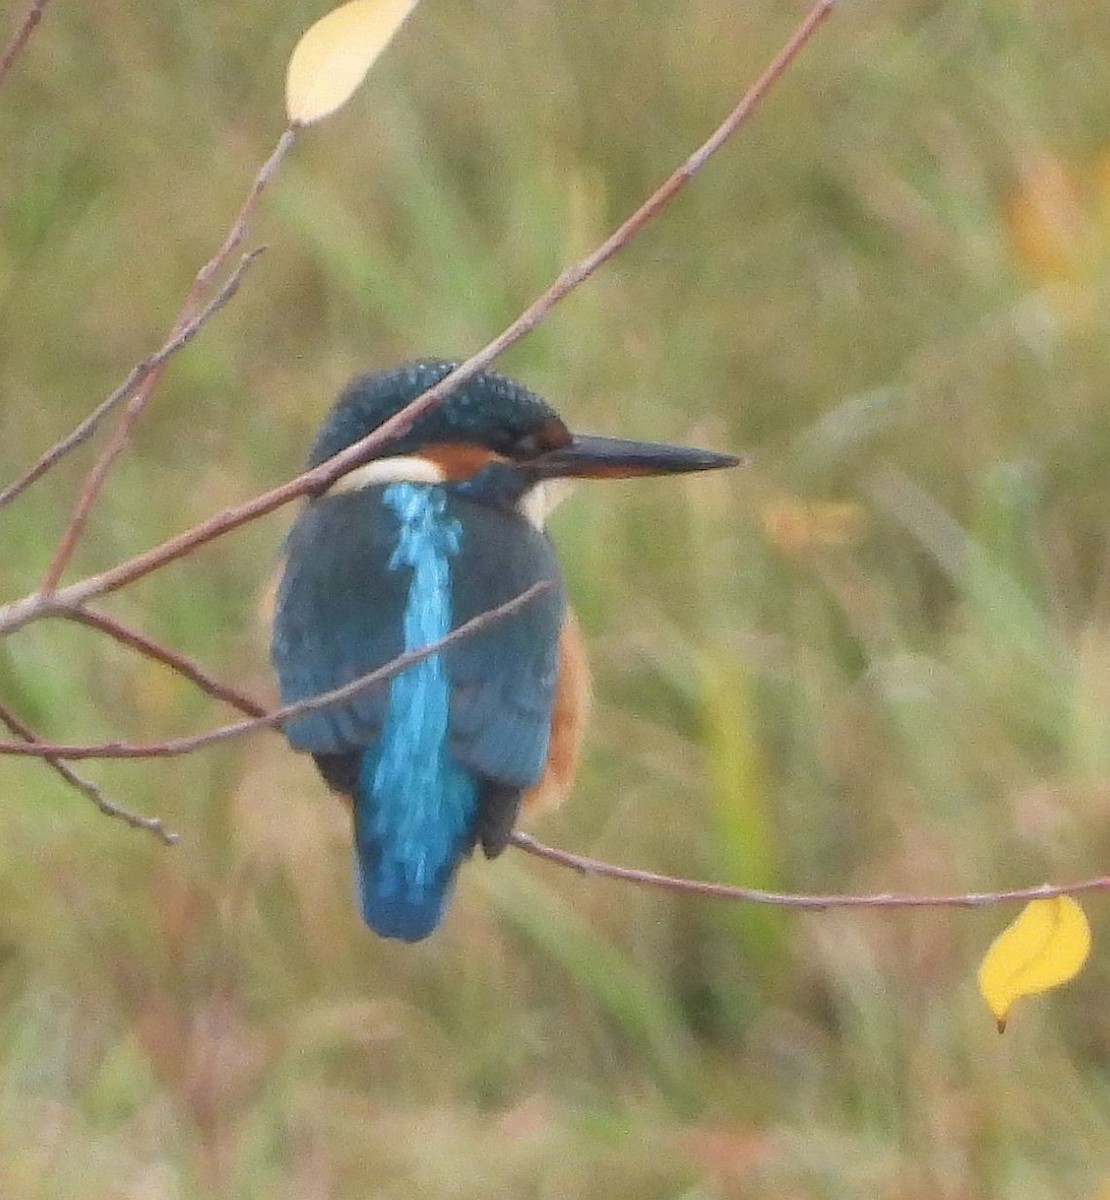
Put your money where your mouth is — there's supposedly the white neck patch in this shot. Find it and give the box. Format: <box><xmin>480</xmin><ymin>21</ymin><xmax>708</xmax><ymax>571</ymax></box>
<box><xmin>518</xmin><ymin>479</ymin><xmax>577</xmax><ymax>530</ymax></box>
<box><xmin>325</xmin><ymin>455</ymin><xmax>446</xmax><ymax>496</ymax></box>
<box><xmin>323</xmin><ymin>455</ymin><xmax>576</xmax><ymax>529</ymax></box>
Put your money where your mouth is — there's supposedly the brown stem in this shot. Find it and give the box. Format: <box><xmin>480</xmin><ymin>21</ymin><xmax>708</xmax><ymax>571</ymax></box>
<box><xmin>187</xmin><ymin>126</ymin><xmax>297</xmax><ymax>310</ymax></box>
<box><xmin>0</xmin><ymin>0</ymin><xmax>835</xmax><ymax>635</ymax></box>
<box><xmin>241</xmin><ymin>0</ymin><xmax>840</xmax><ymax>494</ymax></box>
<box><xmin>510</xmin><ymin>833</ymin><xmax>1110</xmax><ymax>911</ymax></box>
<box><xmin>38</xmin><ymin>131</ymin><xmax>296</xmax><ymax>593</ymax></box>
<box><xmin>0</xmin><ymin>700</ymin><xmax>176</xmax><ymax>843</ymax></box>
<box><xmin>0</xmin><ymin>0</ymin><xmax>52</xmax><ymax>88</ymax></box>
<box><xmin>63</xmin><ymin>607</ymin><xmax>268</xmax><ymax>719</ymax></box>
<box><xmin>0</xmin><ymin>249</ymin><xmax>265</xmax><ymax>513</ymax></box>
<box><xmin>0</xmin><ymin>582</ymin><xmax>552</xmax><ymax>760</ymax></box>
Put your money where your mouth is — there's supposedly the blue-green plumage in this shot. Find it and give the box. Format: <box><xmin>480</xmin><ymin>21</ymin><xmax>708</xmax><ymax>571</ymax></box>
<box><xmin>273</xmin><ymin>470</ymin><xmax>565</xmax><ymax>941</ymax></box>
<box><xmin>271</xmin><ymin>359</ymin><xmax>738</xmax><ymax>941</ymax></box>
<box><xmin>354</xmin><ymin>484</ymin><xmax>474</xmax><ymax>940</ymax></box>
<box><xmin>305</xmin><ymin>360</ymin><xmax>565</xmax><ymax>469</ymax></box>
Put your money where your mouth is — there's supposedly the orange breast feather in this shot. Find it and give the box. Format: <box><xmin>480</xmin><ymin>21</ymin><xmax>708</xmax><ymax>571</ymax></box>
<box><xmin>522</xmin><ymin>609</ymin><xmax>591</xmax><ymax>816</ymax></box>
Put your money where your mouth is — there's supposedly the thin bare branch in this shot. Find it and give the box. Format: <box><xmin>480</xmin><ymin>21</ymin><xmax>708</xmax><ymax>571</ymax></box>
<box><xmin>63</xmin><ymin>607</ymin><xmax>268</xmax><ymax>719</ymax></box>
<box><xmin>0</xmin><ymin>0</ymin><xmax>52</xmax><ymax>89</ymax></box>
<box><xmin>208</xmin><ymin>133</ymin><xmax>295</xmax><ymax>293</ymax></box>
<box><xmin>0</xmin><ymin>1</ymin><xmax>833</xmax><ymax>636</ymax></box>
<box><xmin>0</xmin><ymin>700</ymin><xmax>176</xmax><ymax>843</ymax></box>
<box><xmin>0</xmin><ymin>249</ymin><xmax>265</xmax><ymax>513</ymax></box>
<box><xmin>187</xmin><ymin>126</ymin><xmax>297</xmax><ymax>310</ymax></box>
<box><xmin>243</xmin><ymin>0</ymin><xmax>839</xmax><ymax>494</ymax></box>
<box><xmin>39</xmin><ymin>131</ymin><xmax>296</xmax><ymax>593</ymax></box>
<box><xmin>511</xmin><ymin>833</ymin><xmax>1110</xmax><ymax>910</ymax></box>
<box><xmin>0</xmin><ymin>582</ymin><xmax>552</xmax><ymax>760</ymax></box>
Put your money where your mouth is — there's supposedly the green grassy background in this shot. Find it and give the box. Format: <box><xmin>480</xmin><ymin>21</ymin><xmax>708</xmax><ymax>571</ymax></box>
<box><xmin>1</xmin><ymin>0</ymin><xmax>1109</xmax><ymax>1195</ymax></box>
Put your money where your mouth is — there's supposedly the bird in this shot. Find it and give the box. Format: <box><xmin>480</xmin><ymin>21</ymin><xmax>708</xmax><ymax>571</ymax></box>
<box><xmin>270</xmin><ymin>359</ymin><xmax>739</xmax><ymax>942</ymax></box>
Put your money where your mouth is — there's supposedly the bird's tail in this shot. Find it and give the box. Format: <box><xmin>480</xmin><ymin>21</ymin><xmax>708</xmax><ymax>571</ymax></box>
<box><xmin>355</xmin><ymin>847</ymin><xmax>449</xmax><ymax>942</ymax></box>
<box><xmin>353</xmin><ymin>750</ymin><xmax>478</xmax><ymax>942</ymax></box>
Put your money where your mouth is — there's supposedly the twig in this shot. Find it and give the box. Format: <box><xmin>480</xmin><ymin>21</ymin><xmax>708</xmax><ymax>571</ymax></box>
<box><xmin>38</xmin><ymin>130</ymin><xmax>297</xmax><ymax>593</ymax></box>
<box><xmin>0</xmin><ymin>249</ymin><xmax>266</xmax><ymax>513</ymax></box>
<box><xmin>0</xmin><ymin>0</ymin><xmax>835</xmax><ymax>636</ymax></box>
<box><xmin>0</xmin><ymin>582</ymin><xmax>552</xmax><ymax>760</ymax></box>
<box><xmin>261</xmin><ymin>0</ymin><xmax>840</xmax><ymax>488</ymax></box>
<box><xmin>0</xmin><ymin>0</ymin><xmax>52</xmax><ymax>89</ymax></box>
<box><xmin>62</xmin><ymin>607</ymin><xmax>268</xmax><ymax>718</ymax></box>
<box><xmin>0</xmin><ymin>699</ymin><xmax>176</xmax><ymax>843</ymax></box>
<box><xmin>510</xmin><ymin>833</ymin><xmax>1110</xmax><ymax>910</ymax></box>
<box><xmin>187</xmin><ymin>126</ymin><xmax>297</xmax><ymax>309</ymax></box>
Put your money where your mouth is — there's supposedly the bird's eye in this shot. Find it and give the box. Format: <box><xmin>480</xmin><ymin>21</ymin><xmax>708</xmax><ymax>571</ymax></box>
<box><xmin>511</xmin><ymin>420</ymin><xmax>572</xmax><ymax>460</ymax></box>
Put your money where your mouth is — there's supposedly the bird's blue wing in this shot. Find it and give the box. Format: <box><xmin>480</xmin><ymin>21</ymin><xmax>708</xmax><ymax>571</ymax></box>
<box><xmin>271</xmin><ymin>488</ymin><xmax>566</xmax><ymax>783</ymax></box>
<box><xmin>270</xmin><ymin>484</ymin><xmax>566</xmax><ymax>937</ymax></box>
<box><xmin>443</xmin><ymin>496</ymin><xmax>565</xmax><ymax>789</ymax></box>
<box><xmin>271</xmin><ymin>488</ymin><xmax>405</xmax><ymax>755</ymax></box>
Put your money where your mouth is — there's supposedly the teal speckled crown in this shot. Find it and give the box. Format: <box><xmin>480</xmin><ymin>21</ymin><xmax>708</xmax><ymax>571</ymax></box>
<box><xmin>306</xmin><ymin>359</ymin><xmax>566</xmax><ymax>468</ymax></box>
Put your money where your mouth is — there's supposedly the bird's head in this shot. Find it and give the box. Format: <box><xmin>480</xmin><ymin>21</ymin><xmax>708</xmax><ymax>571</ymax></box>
<box><xmin>311</xmin><ymin>359</ymin><xmax>739</xmax><ymax>525</ymax></box>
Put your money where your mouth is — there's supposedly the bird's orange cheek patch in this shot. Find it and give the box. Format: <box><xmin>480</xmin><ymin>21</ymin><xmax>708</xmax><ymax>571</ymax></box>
<box><xmin>421</xmin><ymin>444</ymin><xmax>505</xmax><ymax>481</ymax></box>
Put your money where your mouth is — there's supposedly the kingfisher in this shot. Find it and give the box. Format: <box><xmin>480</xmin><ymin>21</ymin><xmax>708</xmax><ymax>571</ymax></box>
<box><xmin>270</xmin><ymin>359</ymin><xmax>738</xmax><ymax>941</ymax></box>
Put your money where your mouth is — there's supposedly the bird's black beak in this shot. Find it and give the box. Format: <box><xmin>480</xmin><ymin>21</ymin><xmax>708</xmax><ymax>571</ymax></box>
<box><xmin>528</xmin><ymin>433</ymin><xmax>742</xmax><ymax>481</ymax></box>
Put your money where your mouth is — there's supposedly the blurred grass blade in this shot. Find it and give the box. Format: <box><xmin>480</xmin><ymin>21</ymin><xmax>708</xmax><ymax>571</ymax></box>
<box><xmin>871</xmin><ymin>468</ymin><xmax>1065</xmax><ymax>701</ymax></box>
<box><xmin>699</xmin><ymin>651</ymin><xmax>785</xmax><ymax>967</ymax></box>
<box><xmin>286</xmin><ymin>0</ymin><xmax>419</xmax><ymax>125</ymax></box>
<box><xmin>480</xmin><ymin>859</ymin><xmax>695</xmax><ymax>1097</ymax></box>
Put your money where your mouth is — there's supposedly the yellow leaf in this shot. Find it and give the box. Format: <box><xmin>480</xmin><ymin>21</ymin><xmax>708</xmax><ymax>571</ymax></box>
<box><xmin>977</xmin><ymin>896</ymin><xmax>1091</xmax><ymax>1032</ymax></box>
<box><xmin>286</xmin><ymin>0</ymin><xmax>418</xmax><ymax>125</ymax></box>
